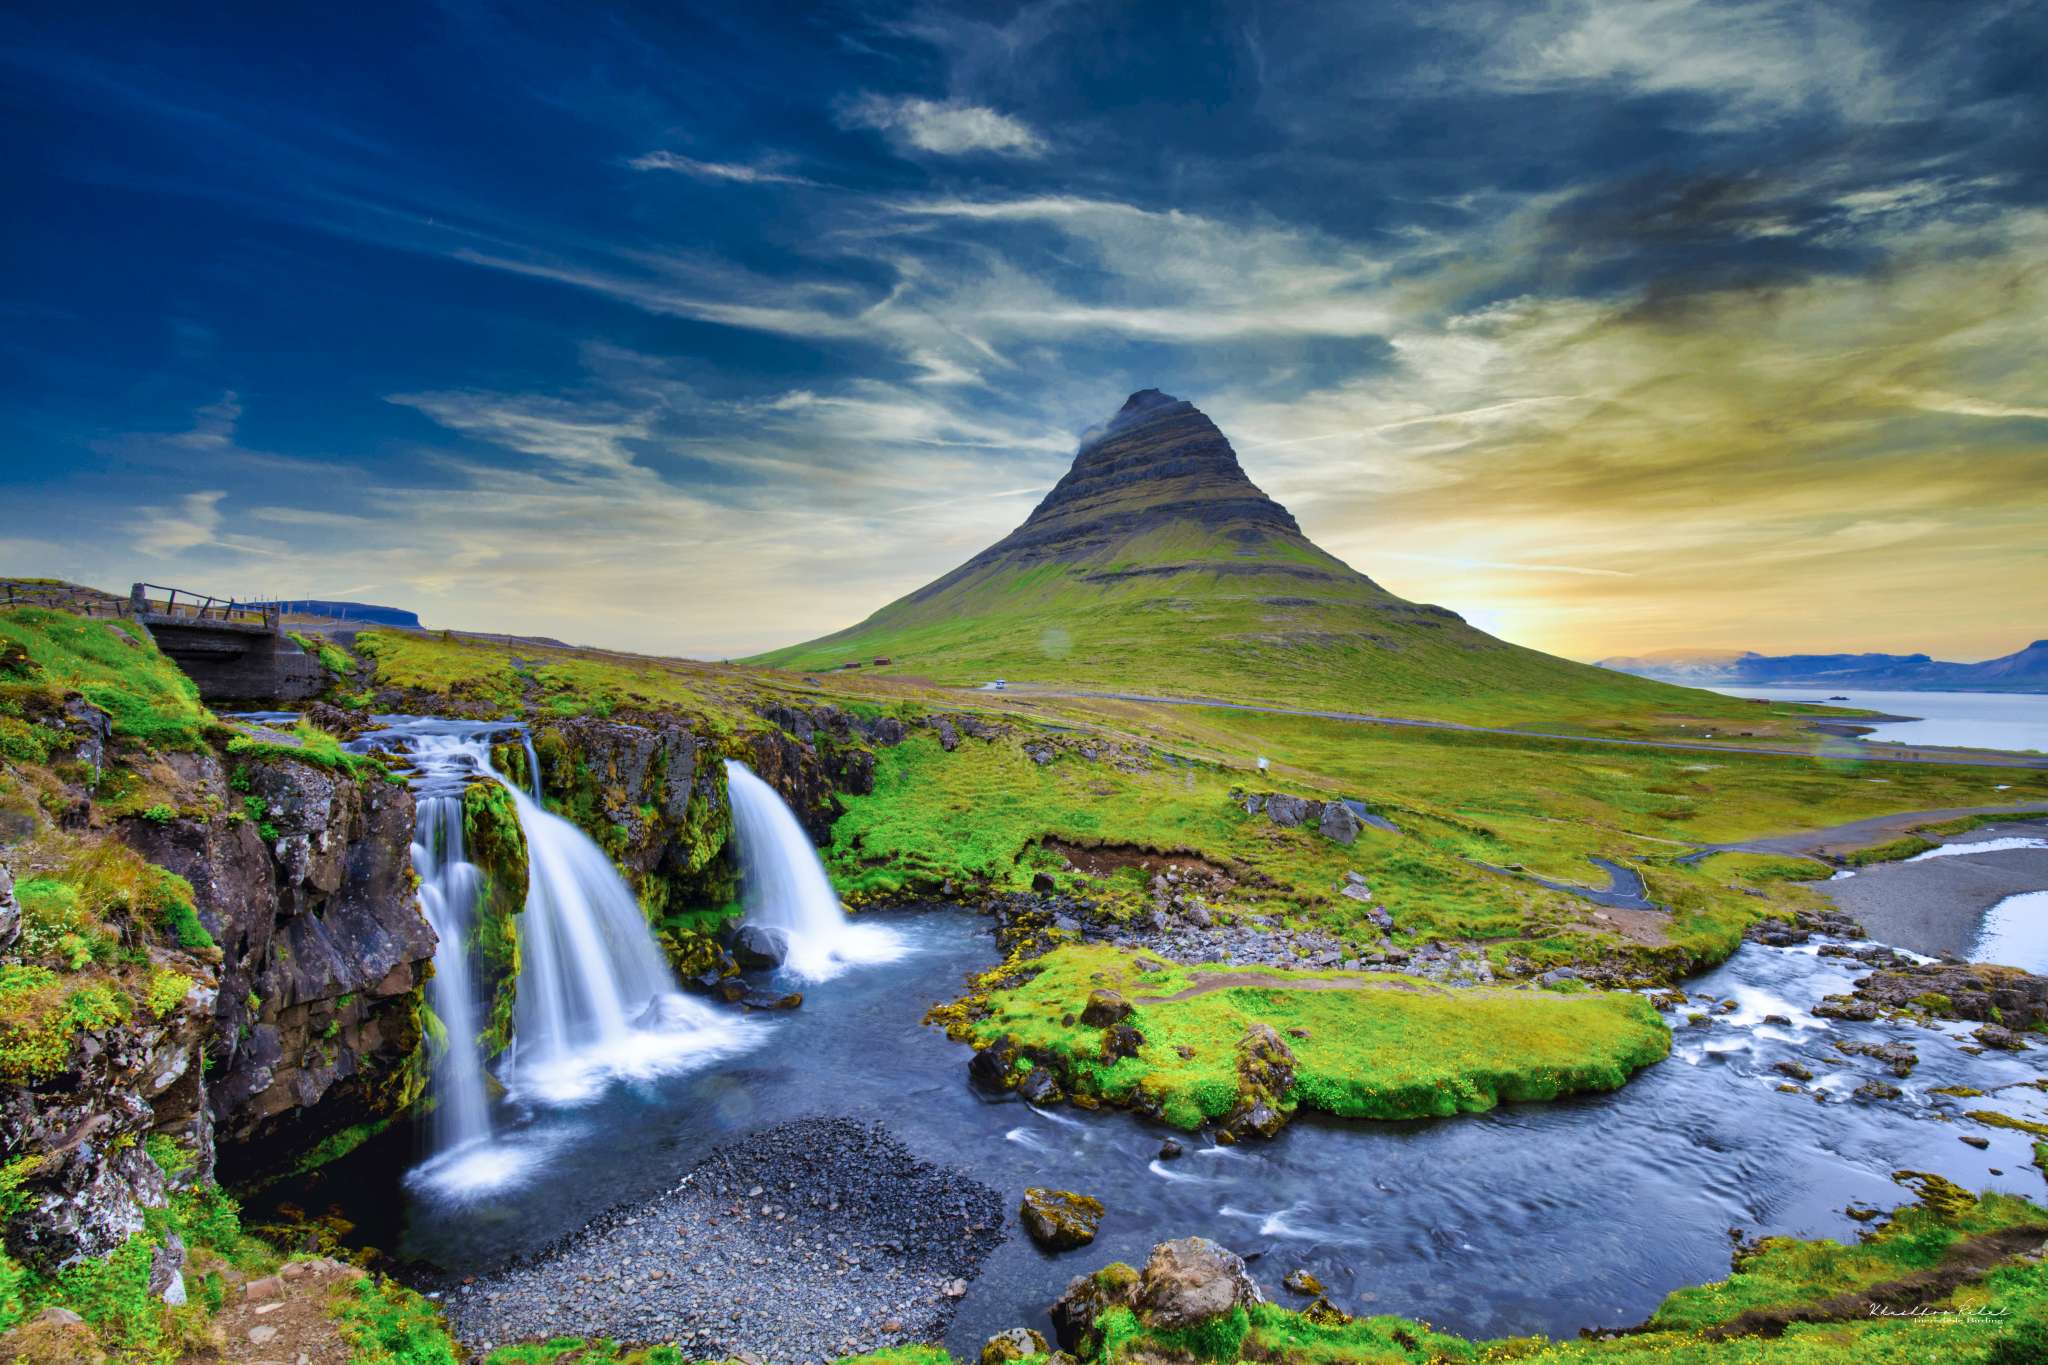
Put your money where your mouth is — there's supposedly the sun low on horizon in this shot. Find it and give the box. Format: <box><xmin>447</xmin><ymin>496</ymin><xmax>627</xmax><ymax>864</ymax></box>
<box><xmin>3</xmin><ymin>1</ymin><xmax>2044</xmax><ymax>666</ymax></box>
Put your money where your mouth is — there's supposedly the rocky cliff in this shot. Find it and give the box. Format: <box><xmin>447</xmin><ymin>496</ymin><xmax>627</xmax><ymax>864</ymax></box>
<box><xmin>0</xmin><ymin>607</ymin><xmax>434</xmax><ymax>1273</ymax></box>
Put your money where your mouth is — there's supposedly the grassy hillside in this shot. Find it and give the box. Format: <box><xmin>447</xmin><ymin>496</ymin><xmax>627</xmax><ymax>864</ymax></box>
<box><xmin>746</xmin><ymin>392</ymin><xmax>1824</xmax><ymax>733</ymax></box>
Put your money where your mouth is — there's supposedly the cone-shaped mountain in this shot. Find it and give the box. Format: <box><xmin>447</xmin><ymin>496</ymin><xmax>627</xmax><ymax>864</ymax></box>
<box><xmin>751</xmin><ymin>390</ymin><xmax>1711</xmax><ymax>724</ymax></box>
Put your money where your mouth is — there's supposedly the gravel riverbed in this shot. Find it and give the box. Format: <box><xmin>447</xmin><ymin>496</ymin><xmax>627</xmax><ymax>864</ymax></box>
<box><xmin>440</xmin><ymin>1117</ymin><xmax>1007</xmax><ymax>1362</ymax></box>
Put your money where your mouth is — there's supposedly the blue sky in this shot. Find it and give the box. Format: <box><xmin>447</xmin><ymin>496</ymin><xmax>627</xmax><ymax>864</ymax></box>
<box><xmin>3</xmin><ymin>0</ymin><xmax>2044</xmax><ymax>659</ymax></box>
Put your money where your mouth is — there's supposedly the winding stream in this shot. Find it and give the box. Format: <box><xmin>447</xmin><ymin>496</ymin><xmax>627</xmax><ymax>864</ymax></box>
<box><xmin>288</xmin><ymin>904</ymin><xmax>2048</xmax><ymax>1350</ymax></box>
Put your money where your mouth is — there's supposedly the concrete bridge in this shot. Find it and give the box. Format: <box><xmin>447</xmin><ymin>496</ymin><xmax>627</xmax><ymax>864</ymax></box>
<box><xmin>129</xmin><ymin>583</ymin><xmax>328</xmax><ymax>704</ymax></box>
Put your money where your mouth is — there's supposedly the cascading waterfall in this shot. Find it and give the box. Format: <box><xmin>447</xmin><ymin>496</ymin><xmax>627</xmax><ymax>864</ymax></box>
<box><xmin>364</xmin><ymin>718</ymin><xmax>755</xmax><ymax>1195</ymax></box>
<box><xmin>500</xmin><ymin>780</ymin><xmax>749</xmax><ymax>1105</ymax></box>
<box><xmin>724</xmin><ymin>759</ymin><xmax>906</xmax><ymax>981</ymax></box>
<box><xmin>405</xmin><ymin>742</ymin><xmax>495</xmax><ymax>1156</ymax></box>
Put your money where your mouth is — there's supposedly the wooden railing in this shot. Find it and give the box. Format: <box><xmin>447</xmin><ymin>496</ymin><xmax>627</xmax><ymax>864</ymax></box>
<box><xmin>129</xmin><ymin>583</ymin><xmax>280</xmax><ymax>631</ymax></box>
<box><xmin>0</xmin><ymin>580</ymin><xmax>125</xmax><ymax>616</ymax></box>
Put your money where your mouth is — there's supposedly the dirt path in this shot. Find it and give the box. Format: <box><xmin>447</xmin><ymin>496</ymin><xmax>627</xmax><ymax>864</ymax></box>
<box><xmin>1001</xmin><ymin>687</ymin><xmax>2048</xmax><ymax>769</ymax></box>
<box><xmin>186</xmin><ymin>1257</ymin><xmax>360</xmax><ymax>1364</ymax></box>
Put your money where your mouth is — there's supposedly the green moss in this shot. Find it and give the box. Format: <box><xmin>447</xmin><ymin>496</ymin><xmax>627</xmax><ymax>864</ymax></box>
<box><xmin>0</xmin><ymin>967</ymin><xmax>129</xmax><ymax>1082</ymax></box>
<box><xmin>463</xmin><ymin>778</ymin><xmax>528</xmax><ymax>1057</ymax></box>
<box><xmin>357</xmin><ymin>630</ymin><xmax>525</xmax><ymax>713</ymax></box>
<box><xmin>953</xmin><ymin>943</ymin><xmax>1670</xmax><ymax>1130</ymax></box>
<box><xmin>328</xmin><ymin>1273</ymin><xmax>461</xmax><ymax>1365</ymax></box>
<box><xmin>0</xmin><ymin>713</ymin><xmax>63</xmax><ymax>764</ymax></box>
<box><xmin>1841</xmin><ymin>834</ymin><xmax>1939</xmax><ymax>866</ymax></box>
<box><xmin>0</xmin><ymin>607</ymin><xmax>210</xmax><ymax>749</ymax></box>
<box><xmin>1649</xmin><ymin>1181</ymin><xmax>2048</xmax><ymax>1332</ymax></box>
<box><xmin>289</xmin><ymin>630</ymin><xmax>355</xmax><ymax>676</ymax></box>
<box><xmin>143</xmin><ymin>968</ymin><xmax>194</xmax><ymax>1019</ymax></box>
<box><xmin>226</xmin><ymin>721</ymin><xmax>378</xmax><ymax>777</ymax></box>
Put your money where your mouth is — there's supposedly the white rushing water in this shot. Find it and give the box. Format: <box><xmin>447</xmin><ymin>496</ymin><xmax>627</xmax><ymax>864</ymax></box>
<box><xmin>501</xmin><ymin>779</ymin><xmax>750</xmax><ymax>1107</ymax></box>
<box><xmin>724</xmin><ymin>759</ymin><xmax>905</xmax><ymax>981</ymax></box>
<box><xmin>372</xmin><ymin>721</ymin><xmax>755</xmax><ymax>1197</ymax></box>
<box><xmin>407</xmin><ymin>761</ymin><xmax>493</xmax><ymax>1156</ymax></box>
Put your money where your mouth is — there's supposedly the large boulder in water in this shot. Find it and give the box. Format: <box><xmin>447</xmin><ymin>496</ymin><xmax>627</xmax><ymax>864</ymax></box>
<box><xmin>731</xmin><ymin>923</ymin><xmax>788</xmax><ymax>970</ymax></box>
<box><xmin>1135</xmin><ymin>1236</ymin><xmax>1263</xmax><ymax>1331</ymax></box>
<box><xmin>1048</xmin><ymin>1237</ymin><xmax>1262</xmax><ymax>1351</ymax></box>
<box><xmin>1020</xmin><ymin>1187</ymin><xmax>1103</xmax><ymax>1251</ymax></box>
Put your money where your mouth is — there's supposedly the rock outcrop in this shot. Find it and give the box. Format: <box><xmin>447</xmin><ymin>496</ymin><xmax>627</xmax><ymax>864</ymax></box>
<box><xmin>121</xmin><ymin>750</ymin><xmax>431</xmax><ymax>1177</ymax></box>
<box><xmin>1</xmin><ymin>965</ymin><xmax>216</xmax><ymax>1271</ymax></box>
<box><xmin>1846</xmin><ymin>962</ymin><xmax>2048</xmax><ymax>1028</ymax></box>
<box><xmin>528</xmin><ymin>716</ymin><xmax>733</xmax><ymax>921</ymax></box>
<box><xmin>1050</xmin><ymin>1237</ymin><xmax>1263</xmax><ymax>1353</ymax></box>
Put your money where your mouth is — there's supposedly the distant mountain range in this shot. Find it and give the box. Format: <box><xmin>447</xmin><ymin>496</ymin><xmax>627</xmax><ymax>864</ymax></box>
<box><xmin>1596</xmin><ymin>640</ymin><xmax>2048</xmax><ymax>693</ymax></box>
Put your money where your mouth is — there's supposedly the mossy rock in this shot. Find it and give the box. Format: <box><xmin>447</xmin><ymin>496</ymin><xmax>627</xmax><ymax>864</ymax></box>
<box><xmin>1020</xmin><ymin>1187</ymin><xmax>1103</xmax><ymax>1252</ymax></box>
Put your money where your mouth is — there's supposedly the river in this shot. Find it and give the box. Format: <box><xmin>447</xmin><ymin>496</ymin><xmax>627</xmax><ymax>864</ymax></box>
<box><xmin>277</xmin><ymin>908</ymin><xmax>2048</xmax><ymax>1352</ymax></box>
<box><xmin>1708</xmin><ymin>686</ymin><xmax>2048</xmax><ymax>754</ymax></box>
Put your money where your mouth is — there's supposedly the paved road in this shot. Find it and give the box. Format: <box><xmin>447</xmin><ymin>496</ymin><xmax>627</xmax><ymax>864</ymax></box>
<box><xmin>999</xmin><ymin>686</ymin><xmax>2048</xmax><ymax>770</ymax></box>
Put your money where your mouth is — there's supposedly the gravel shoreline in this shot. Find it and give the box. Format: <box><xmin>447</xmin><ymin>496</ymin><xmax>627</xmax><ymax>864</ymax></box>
<box><xmin>1822</xmin><ymin>821</ymin><xmax>2048</xmax><ymax>959</ymax></box>
<box><xmin>440</xmin><ymin>1117</ymin><xmax>1006</xmax><ymax>1362</ymax></box>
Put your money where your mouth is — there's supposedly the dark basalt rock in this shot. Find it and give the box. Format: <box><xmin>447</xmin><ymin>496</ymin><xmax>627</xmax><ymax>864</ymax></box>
<box><xmin>123</xmin><ymin>748</ymin><xmax>431</xmax><ymax>1176</ymax></box>
<box><xmin>1019</xmin><ymin>1187</ymin><xmax>1104</xmax><ymax>1252</ymax></box>
<box><xmin>1079</xmin><ymin>989</ymin><xmax>1132</xmax><ymax>1028</ymax></box>
<box><xmin>1838</xmin><ymin>1040</ymin><xmax>1919</xmax><ymax>1075</ymax></box>
<box><xmin>969</xmin><ymin>1036</ymin><xmax>1022</xmax><ymax>1093</ymax></box>
<box><xmin>731</xmin><ymin>923</ymin><xmax>788</xmax><ymax>970</ymax></box>
<box><xmin>1264</xmin><ymin>794</ymin><xmax>1319</xmax><ymax>829</ymax></box>
<box><xmin>0</xmin><ymin>859</ymin><xmax>17</xmax><ymax>953</ymax></box>
<box><xmin>1852</xmin><ymin>962</ymin><xmax>2048</xmax><ymax>1029</ymax></box>
<box><xmin>1973</xmin><ymin>1023</ymin><xmax>2029</xmax><ymax>1051</ymax></box>
<box><xmin>1219</xmin><ymin>1022</ymin><xmax>1296</xmax><ymax>1141</ymax></box>
<box><xmin>1101</xmin><ymin>1023</ymin><xmax>1145</xmax><ymax>1063</ymax></box>
<box><xmin>1318</xmin><ymin>802</ymin><xmax>1362</xmax><ymax>845</ymax></box>
<box><xmin>740</xmin><ymin>989</ymin><xmax>803</xmax><ymax>1011</ymax></box>
<box><xmin>1017</xmin><ymin>1066</ymin><xmax>1063</xmax><ymax>1105</ymax></box>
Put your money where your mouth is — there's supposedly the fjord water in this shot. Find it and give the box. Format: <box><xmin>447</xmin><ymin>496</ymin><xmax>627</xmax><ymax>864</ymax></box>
<box><xmin>307</xmin><ymin>905</ymin><xmax>2048</xmax><ymax>1351</ymax></box>
<box><xmin>725</xmin><ymin>758</ymin><xmax>906</xmax><ymax>980</ymax></box>
<box><xmin>1709</xmin><ymin>685</ymin><xmax>2048</xmax><ymax>752</ymax></box>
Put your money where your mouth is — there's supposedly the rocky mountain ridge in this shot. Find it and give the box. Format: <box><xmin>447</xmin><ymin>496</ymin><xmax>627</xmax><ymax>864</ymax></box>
<box><xmin>1599</xmin><ymin>638</ymin><xmax>2048</xmax><ymax>692</ymax></box>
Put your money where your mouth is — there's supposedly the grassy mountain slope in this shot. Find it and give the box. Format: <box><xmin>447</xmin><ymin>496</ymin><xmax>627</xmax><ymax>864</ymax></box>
<box><xmin>749</xmin><ymin>390</ymin><xmax>1777</xmax><ymax>731</ymax></box>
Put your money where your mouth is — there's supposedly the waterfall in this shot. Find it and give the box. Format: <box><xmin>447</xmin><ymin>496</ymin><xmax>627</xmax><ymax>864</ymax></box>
<box><xmin>364</xmin><ymin>718</ymin><xmax>755</xmax><ymax>1195</ymax></box>
<box><xmin>724</xmin><ymin>759</ymin><xmax>905</xmax><ymax>981</ymax></box>
<box><xmin>519</xmin><ymin>731</ymin><xmax>543</xmax><ymax>799</ymax></box>
<box><xmin>407</xmin><ymin>761</ymin><xmax>493</xmax><ymax>1155</ymax></box>
<box><xmin>499</xmin><ymin>782</ymin><xmax>749</xmax><ymax>1106</ymax></box>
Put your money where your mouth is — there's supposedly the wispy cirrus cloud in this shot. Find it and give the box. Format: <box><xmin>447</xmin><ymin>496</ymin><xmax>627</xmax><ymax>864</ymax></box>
<box><xmin>626</xmin><ymin>151</ymin><xmax>818</xmax><ymax>187</ymax></box>
<box><xmin>839</xmin><ymin>93</ymin><xmax>1046</xmax><ymax>156</ymax></box>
